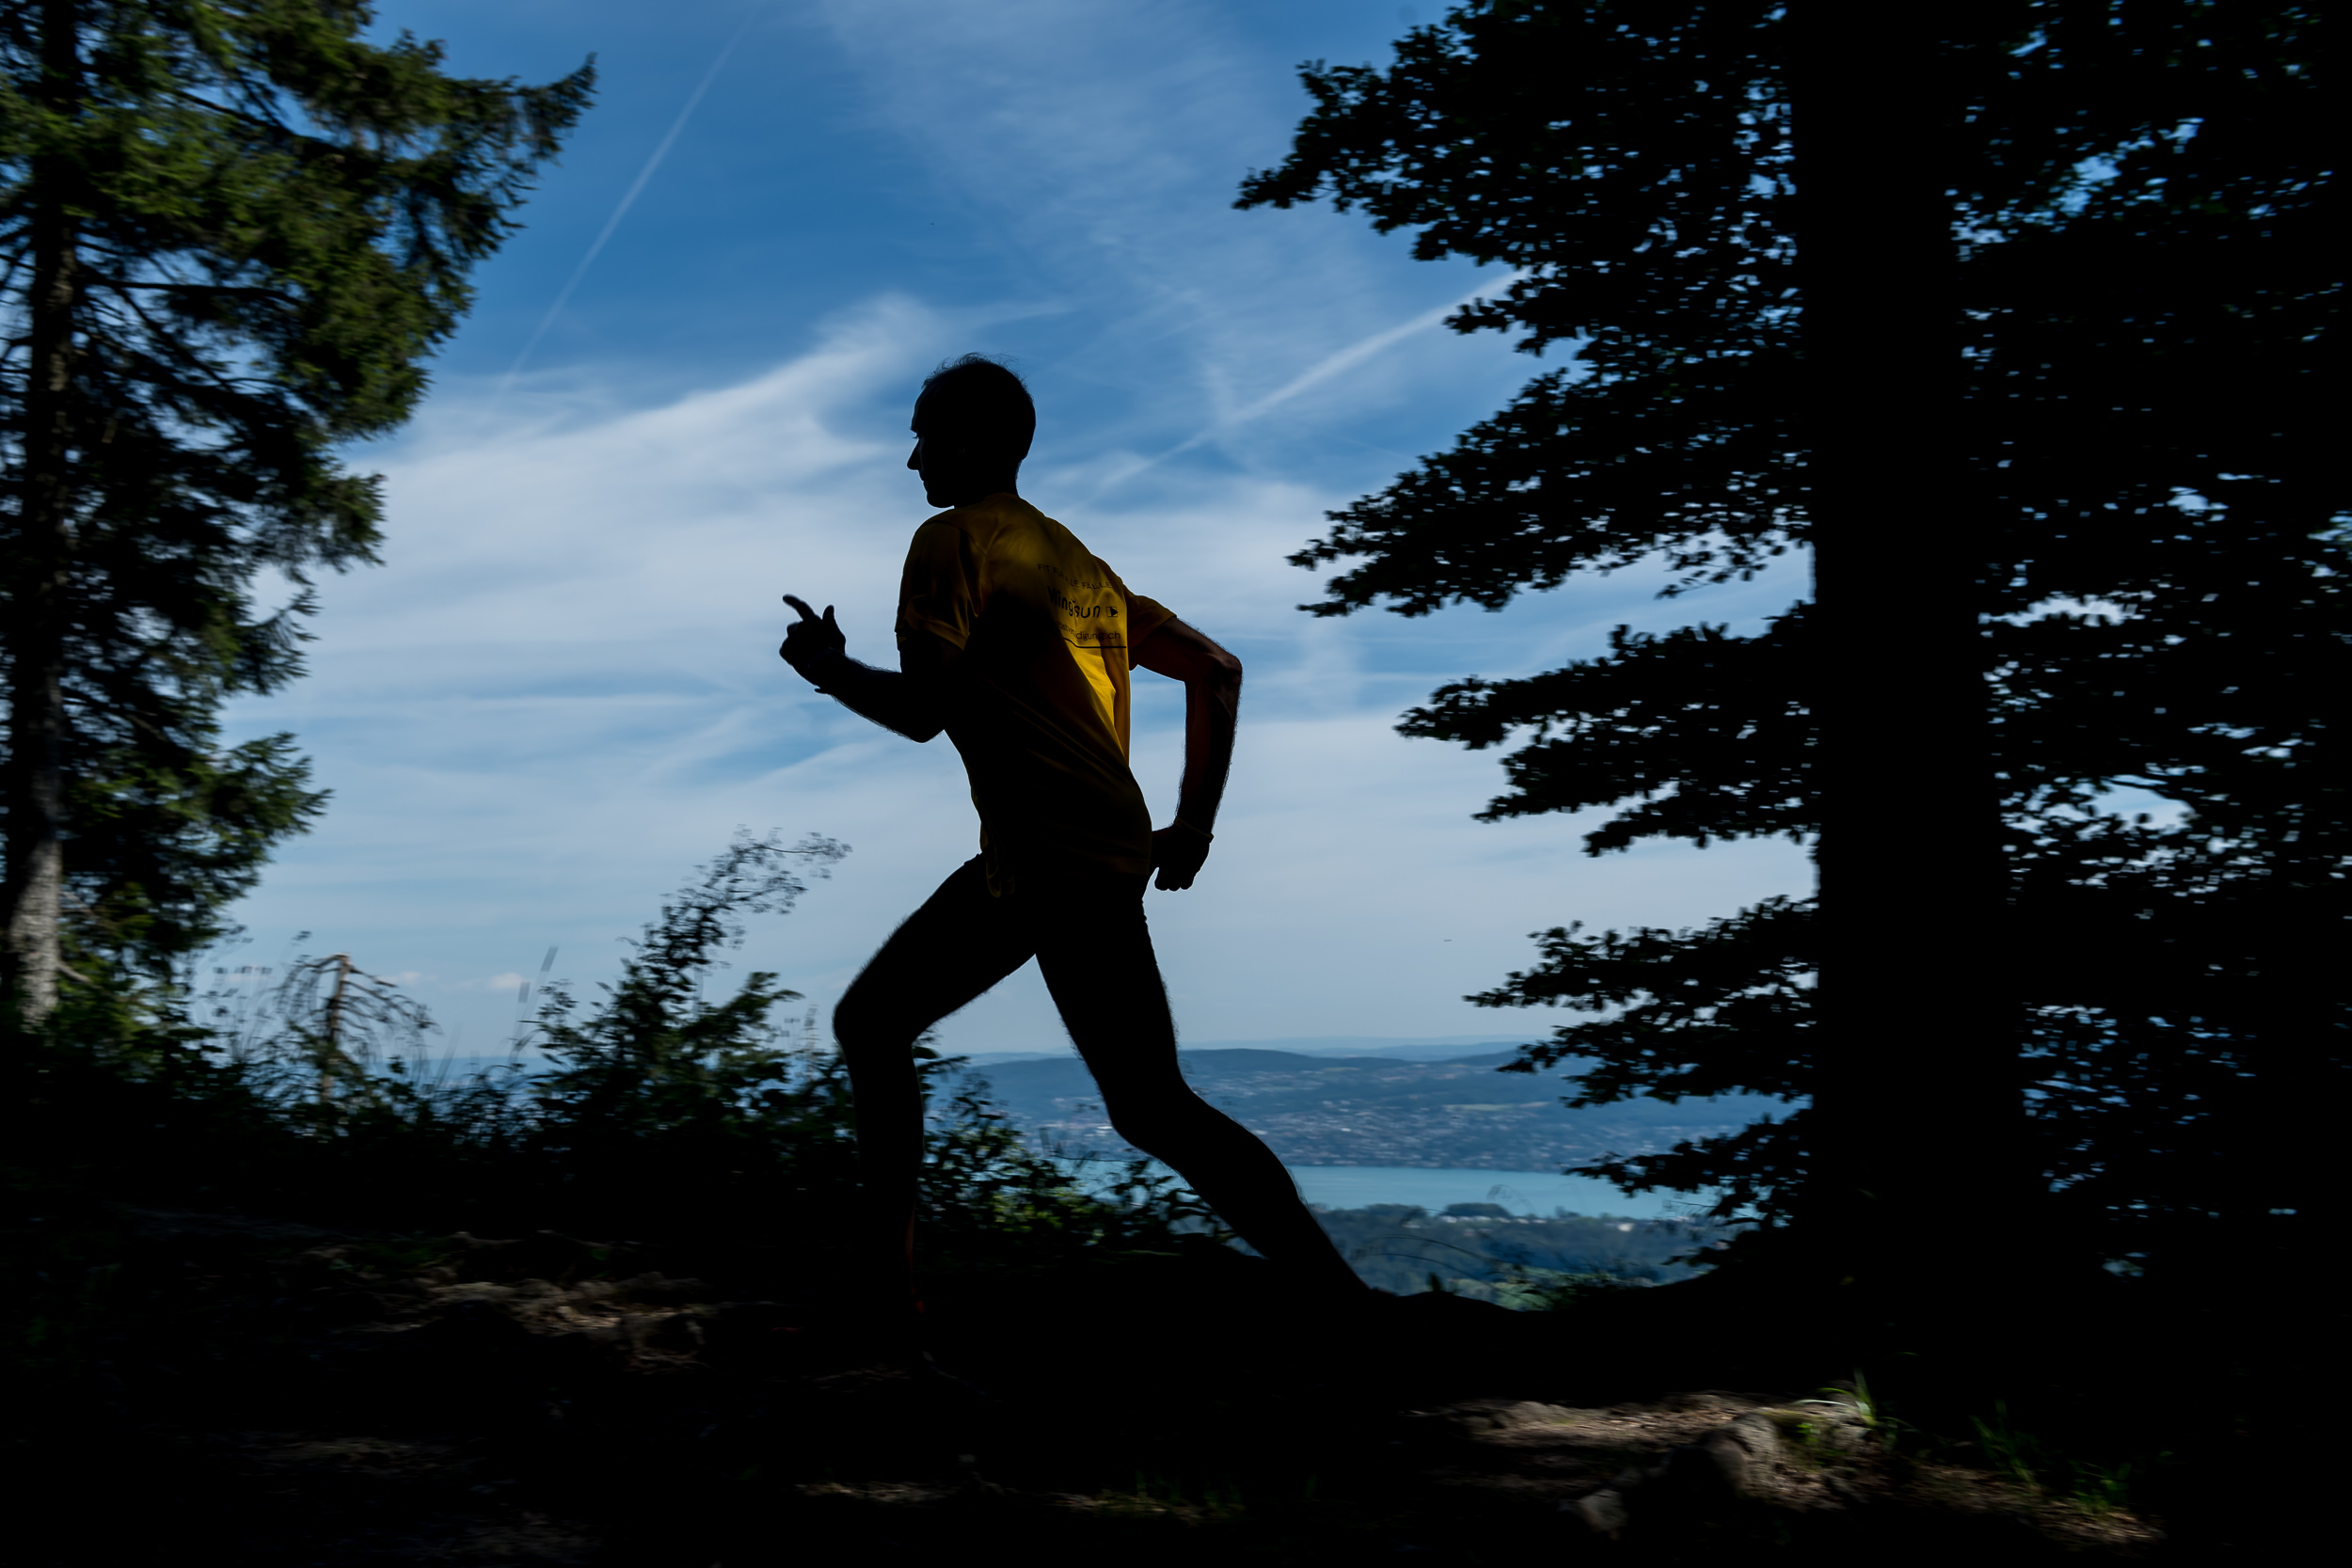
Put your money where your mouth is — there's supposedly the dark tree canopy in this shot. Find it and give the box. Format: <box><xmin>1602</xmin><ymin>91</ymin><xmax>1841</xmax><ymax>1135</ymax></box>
<box><xmin>1</xmin><ymin>2</ymin><xmax>593</xmax><ymax>1017</ymax></box>
<box><xmin>1241</xmin><ymin>0</ymin><xmax>2342</xmax><ymax>1277</ymax></box>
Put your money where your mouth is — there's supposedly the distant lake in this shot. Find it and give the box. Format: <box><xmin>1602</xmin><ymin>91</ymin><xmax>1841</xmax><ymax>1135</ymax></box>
<box><xmin>1060</xmin><ymin>1156</ymin><xmax>1724</xmax><ymax>1221</ymax></box>
<box><xmin>1283</xmin><ymin>1165</ymin><xmax>1719</xmax><ymax>1220</ymax></box>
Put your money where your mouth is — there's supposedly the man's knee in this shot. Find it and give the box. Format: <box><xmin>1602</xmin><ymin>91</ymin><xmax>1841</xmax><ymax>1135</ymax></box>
<box><xmin>1106</xmin><ymin>1091</ymin><xmax>1230</xmax><ymax>1156</ymax></box>
<box><xmin>833</xmin><ymin>990</ymin><xmax>912</xmax><ymax>1056</ymax></box>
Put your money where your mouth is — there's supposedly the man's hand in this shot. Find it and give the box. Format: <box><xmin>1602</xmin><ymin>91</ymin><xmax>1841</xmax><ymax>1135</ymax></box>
<box><xmin>780</xmin><ymin>594</ymin><xmax>952</xmax><ymax>743</ymax></box>
<box><xmin>780</xmin><ymin>594</ymin><xmax>848</xmax><ymax>684</ymax></box>
<box><xmin>1152</xmin><ymin>821</ymin><xmax>1212</xmax><ymax>891</ymax></box>
<box><xmin>1135</xmin><ymin>617</ymin><xmax>1240</xmax><ymax>893</ymax></box>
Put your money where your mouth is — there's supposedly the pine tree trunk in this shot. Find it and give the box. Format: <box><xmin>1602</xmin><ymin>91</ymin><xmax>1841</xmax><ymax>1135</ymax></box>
<box><xmin>1</xmin><ymin>0</ymin><xmax>80</xmax><ymax>1028</ymax></box>
<box><xmin>1791</xmin><ymin>8</ymin><xmax>2024</xmax><ymax>1316</ymax></box>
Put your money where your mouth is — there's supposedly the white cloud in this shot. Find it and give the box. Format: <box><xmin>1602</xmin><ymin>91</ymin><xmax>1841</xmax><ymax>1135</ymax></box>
<box><xmin>226</xmin><ymin>310</ymin><xmax>1809</xmax><ymax>1053</ymax></box>
<box><xmin>218</xmin><ymin>1</ymin><xmax>1812</xmax><ymax>1055</ymax></box>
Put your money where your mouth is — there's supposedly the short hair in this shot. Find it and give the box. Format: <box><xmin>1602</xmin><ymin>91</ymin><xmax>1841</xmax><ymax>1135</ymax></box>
<box><xmin>916</xmin><ymin>354</ymin><xmax>1035</xmax><ymax>462</ymax></box>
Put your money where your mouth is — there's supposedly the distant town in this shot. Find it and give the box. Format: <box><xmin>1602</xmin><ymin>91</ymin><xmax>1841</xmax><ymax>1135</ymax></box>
<box><xmin>958</xmin><ymin>1047</ymin><xmax>1787</xmax><ymax>1172</ymax></box>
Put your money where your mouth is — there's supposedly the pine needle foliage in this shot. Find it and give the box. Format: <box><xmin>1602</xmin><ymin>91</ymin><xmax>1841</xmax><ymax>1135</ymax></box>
<box><xmin>0</xmin><ymin>2</ymin><xmax>593</xmax><ymax>1014</ymax></box>
<box><xmin>1240</xmin><ymin>1</ymin><xmax>2344</xmax><ymax>1281</ymax></box>
<box><xmin>5</xmin><ymin>833</ymin><xmax>1228</xmax><ymax>1277</ymax></box>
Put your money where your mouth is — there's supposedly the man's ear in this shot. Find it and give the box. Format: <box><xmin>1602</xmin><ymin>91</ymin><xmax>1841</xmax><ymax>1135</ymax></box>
<box><xmin>929</xmin><ymin>431</ymin><xmax>1004</xmax><ymax>465</ymax></box>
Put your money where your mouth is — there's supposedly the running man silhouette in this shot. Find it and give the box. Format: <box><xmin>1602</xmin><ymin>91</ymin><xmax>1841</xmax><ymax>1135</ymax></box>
<box><xmin>781</xmin><ymin>355</ymin><xmax>1367</xmax><ymax>1341</ymax></box>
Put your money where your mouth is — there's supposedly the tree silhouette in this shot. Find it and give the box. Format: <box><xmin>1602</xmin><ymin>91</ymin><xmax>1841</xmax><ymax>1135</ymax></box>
<box><xmin>1241</xmin><ymin>0</ymin><xmax>2342</xmax><ymax>1321</ymax></box>
<box><xmin>1</xmin><ymin>2</ymin><xmax>593</xmax><ymax>1024</ymax></box>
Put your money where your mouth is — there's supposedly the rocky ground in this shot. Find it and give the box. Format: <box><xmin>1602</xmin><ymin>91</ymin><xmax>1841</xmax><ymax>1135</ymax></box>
<box><xmin>16</xmin><ymin>1199</ymin><xmax>2180</xmax><ymax>1565</ymax></box>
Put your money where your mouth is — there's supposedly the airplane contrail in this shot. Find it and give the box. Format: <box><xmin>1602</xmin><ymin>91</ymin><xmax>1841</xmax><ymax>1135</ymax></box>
<box><xmin>1085</xmin><ymin>270</ymin><xmax>1531</xmax><ymax>502</ymax></box>
<box><xmin>499</xmin><ymin>22</ymin><xmax>755</xmax><ymax>395</ymax></box>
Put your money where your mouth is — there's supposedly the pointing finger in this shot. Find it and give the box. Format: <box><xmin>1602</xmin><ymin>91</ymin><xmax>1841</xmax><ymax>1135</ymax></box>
<box><xmin>782</xmin><ymin>594</ymin><xmax>818</xmax><ymax>621</ymax></box>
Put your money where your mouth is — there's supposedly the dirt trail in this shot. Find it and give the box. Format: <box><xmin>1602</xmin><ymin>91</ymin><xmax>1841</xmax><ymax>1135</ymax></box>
<box><xmin>17</xmin><ymin>1201</ymin><xmax>2169</xmax><ymax>1565</ymax></box>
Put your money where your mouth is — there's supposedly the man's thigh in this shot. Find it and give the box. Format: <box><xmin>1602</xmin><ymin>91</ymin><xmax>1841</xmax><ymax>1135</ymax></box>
<box><xmin>1028</xmin><ymin>869</ymin><xmax>1184</xmax><ymax>1096</ymax></box>
<box><xmin>836</xmin><ymin>858</ymin><xmax>1037</xmax><ymax>1040</ymax></box>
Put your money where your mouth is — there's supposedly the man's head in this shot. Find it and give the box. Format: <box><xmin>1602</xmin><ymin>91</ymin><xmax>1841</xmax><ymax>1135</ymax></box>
<box><xmin>909</xmin><ymin>354</ymin><xmax>1034</xmax><ymax>506</ymax></box>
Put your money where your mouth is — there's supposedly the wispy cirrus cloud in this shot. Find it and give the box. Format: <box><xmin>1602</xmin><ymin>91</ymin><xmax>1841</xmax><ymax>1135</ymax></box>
<box><xmin>809</xmin><ymin>0</ymin><xmax>1530</xmax><ymax>468</ymax></box>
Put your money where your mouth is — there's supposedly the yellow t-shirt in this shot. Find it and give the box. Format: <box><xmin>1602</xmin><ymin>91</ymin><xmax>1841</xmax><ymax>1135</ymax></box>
<box><xmin>895</xmin><ymin>493</ymin><xmax>1174</xmax><ymax>890</ymax></box>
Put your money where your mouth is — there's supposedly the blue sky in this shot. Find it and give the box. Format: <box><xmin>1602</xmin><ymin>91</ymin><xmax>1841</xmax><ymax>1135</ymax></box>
<box><xmin>216</xmin><ymin>0</ymin><xmax>1812</xmax><ymax>1058</ymax></box>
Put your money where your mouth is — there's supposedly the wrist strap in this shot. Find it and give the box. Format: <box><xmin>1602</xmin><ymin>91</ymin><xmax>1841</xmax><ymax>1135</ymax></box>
<box><xmin>1173</xmin><ymin>816</ymin><xmax>1214</xmax><ymax>842</ymax></box>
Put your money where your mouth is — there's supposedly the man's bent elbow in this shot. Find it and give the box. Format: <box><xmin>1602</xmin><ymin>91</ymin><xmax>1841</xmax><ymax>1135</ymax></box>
<box><xmin>1213</xmin><ymin>651</ymin><xmax>1243</xmax><ymax>710</ymax></box>
<box><xmin>903</xmin><ymin>703</ymin><xmax>951</xmax><ymax>744</ymax></box>
<box><xmin>1210</xmin><ymin>647</ymin><xmax>1243</xmax><ymax>691</ymax></box>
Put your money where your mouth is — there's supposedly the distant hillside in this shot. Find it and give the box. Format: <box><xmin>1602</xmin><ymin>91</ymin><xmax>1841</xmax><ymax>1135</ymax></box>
<box><xmin>957</xmin><ymin>1049</ymin><xmax>1793</xmax><ymax>1170</ymax></box>
<box><xmin>956</xmin><ymin>1037</ymin><xmax>1531</xmax><ymax>1067</ymax></box>
<box><xmin>1181</xmin><ymin>1036</ymin><xmax>1535</xmax><ymax>1061</ymax></box>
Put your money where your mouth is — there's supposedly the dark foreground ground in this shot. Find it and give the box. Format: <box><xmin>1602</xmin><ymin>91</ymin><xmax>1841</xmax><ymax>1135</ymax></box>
<box><xmin>9</xmin><ymin>1196</ymin><xmax>2248</xmax><ymax>1565</ymax></box>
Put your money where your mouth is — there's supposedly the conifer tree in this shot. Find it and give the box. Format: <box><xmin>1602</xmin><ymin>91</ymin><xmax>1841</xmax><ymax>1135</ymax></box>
<box><xmin>0</xmin><ymin>2</ymin><xmax>591</xmax><ymax>1023</ymax></box>
<box><xmin>1240</xmin><ymin>0</ymin><xmax>2341</xmax><ymax>1307</ymax></box>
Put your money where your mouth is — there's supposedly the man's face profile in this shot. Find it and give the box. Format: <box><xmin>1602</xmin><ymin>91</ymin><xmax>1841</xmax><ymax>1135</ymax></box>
<box><xmin>907</xmin><ymin>389</ymin><xmax>1015</xmax><ymax>508</ymax></box>
<box><xmin>905</xmin><ymin>395</ymin><xmax>949</xmax><ymax>507</ymax></box>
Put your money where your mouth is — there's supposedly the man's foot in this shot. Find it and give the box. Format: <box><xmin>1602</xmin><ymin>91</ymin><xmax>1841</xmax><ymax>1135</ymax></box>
<box><xmin>914</xmin><ymin>1350</ymin><xmax>995</xmax><ymax>1403</ymax></box>
<box><xmin>793</xmin><ymin>1295</ymin><xmax>995</xmax><ymax>1401</ymax></box>
<box><xmin>792</xmin><ymin>1294</ymin><xmax>926</xmax><ymax>1373</ymax></box>
<box><xmin>1326</xmin><ymin>1285</ymin><xmax>1511</xmax><ymax>1323</ymax></box>
<box><xmin>1375</xmin><ymin>1288</ymin><xmax>1516</xmax><ymax>1319</ymax></box>
<box><xmin>1315</xmin><ymin>1287</ymin><xmax>1518</xmax><ymax>1370</ymax></box>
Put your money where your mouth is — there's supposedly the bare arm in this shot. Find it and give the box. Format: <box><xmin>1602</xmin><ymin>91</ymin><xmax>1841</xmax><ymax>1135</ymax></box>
<box><xmin>779</xmin><ymin>594</ymin><xmax>956</xmax><ymax>743</ymax></box>
<box><xmin>1133</xmin><ymin>616</ymin><xmax>1243</xmax><ymax>891</ymax></box>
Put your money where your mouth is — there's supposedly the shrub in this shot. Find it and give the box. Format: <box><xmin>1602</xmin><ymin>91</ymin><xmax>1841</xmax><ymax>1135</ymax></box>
<box><xmin>7</xmin><ymin>832</ymin><xmax>1228</xmax><ymax>1282</ymax></box>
